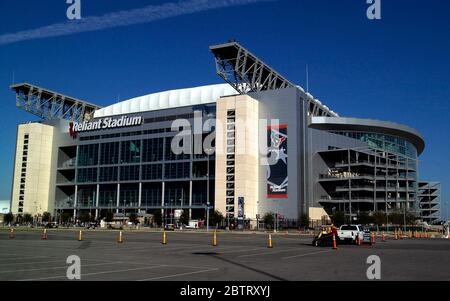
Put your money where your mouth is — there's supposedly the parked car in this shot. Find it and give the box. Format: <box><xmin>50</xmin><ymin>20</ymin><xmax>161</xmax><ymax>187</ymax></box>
<box><xmin>312</xmin><ymin>225</ymin><xmax>340</xmax><ymax>247</ymax></box>
<box><xmin>45</xmin><ymin>222</ymin><xmax>59</xmax><ymax>228</ymax></box>
<box><xmin>164</xmin><ymin>224</ymin><xmax>175</xmax><ymax>231</ymax></box>
<box><xmin>312</xmin><ymin>232</ymin><xmax>338</xmax><ymax>247</ymax></box>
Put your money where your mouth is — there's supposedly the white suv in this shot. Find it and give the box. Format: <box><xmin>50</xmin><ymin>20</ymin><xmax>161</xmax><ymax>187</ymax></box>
<box><xmin>338</xmin><ymin>224</ymin><xmax>363</xmax><ymax>244</ymax></box>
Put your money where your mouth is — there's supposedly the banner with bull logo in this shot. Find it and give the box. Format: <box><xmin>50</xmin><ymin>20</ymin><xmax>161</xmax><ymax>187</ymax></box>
<box><xmin>267</xmin><ymin>124</ymin><xmax>288</xmax><ymax>198</ymax></box>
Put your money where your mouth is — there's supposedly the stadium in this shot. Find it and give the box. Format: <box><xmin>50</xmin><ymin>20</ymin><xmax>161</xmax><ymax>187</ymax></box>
<box><xmin>9</xmin><ymin>41</ymin><xmax>441</xmax><ymax>227</ymax></box>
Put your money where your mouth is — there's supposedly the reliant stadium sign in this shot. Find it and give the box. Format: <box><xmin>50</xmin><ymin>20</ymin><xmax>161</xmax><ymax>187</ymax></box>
<box><xmin>69</xmin><ymin>116</ymin><xmax>143</xmax><ymax>138</ymax></box>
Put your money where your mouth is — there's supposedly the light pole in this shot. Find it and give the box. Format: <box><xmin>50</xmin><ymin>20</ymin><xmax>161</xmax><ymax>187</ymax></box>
<box><xmin>123</xmin><ymin>199</ymin><xmax>126</xmax><ymax>226</ymax></box>
<box><xmin>170</xmin><ymin>199</ymin><xmax>174</xmax><ymax>225</ymax></box>
<box><xmin>403</xmin><ymin>201</ymin><xmax>407</xmax><ymax>233</ymax></box>
<box><xmin>273</xmin><ymin>200</ymin><xmax>279</xmax><ymax>233</ymax></box>
<box><xmin>206</xmin><ymin>201</ymin><xmax>210</xmax><ymax>232</ymax></box>
<box><xmin>205</xmin><ymin>147</ymin><xmax>213</xmax><ymax>232</ymax></box>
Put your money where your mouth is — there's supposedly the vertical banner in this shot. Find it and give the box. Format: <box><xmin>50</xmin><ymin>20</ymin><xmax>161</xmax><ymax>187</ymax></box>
<box><xmin>237</xmin><ymin>197</ymin><xmax>244</xmax><ymax>230</ymax></box>
<box><xmin>267</xmin><ymin>124</ymin><xmax>288</xmax><ymax>198</ymax></box>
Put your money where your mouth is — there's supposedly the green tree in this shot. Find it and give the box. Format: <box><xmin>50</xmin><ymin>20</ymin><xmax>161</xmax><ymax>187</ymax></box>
<box><xmin>210</xmin><ymin>210</ymin><xmax>224</xmax><ymax>227</ymax></box>
<box><xmin>61</xmin><ymin>212</ymin><xmax>72</xmax><ymax>223</ymax></box>
<box><xmin>42</xmin><ymin>212</ymin><xmax>52</xmax><ymax>223</ymax></box>
<box><xmin>331</xmin><ymin>211</ymin><xmax>346</xmax><ymax>227</ymax></box>
<box><xmin>23</xmin><ymin>213</ymin><xmax>33</xmax><ymax>224</ymax></box>
<box><xmin>179</xmin><ymin>210</ymin><xmax>189</xmax><ymax>226</ymax></box>
<box><xmin>153</xmin><ymin>210</ymin><xmax>162</xmax><ymax>226</ymax></box>
<box><xmin>263</xmin><ymin>212</ymin><xmax>275</xmax><ymax>230</ymax></box>
<box><xmin>4</xmin><ymin>212</ymin><xmax>14</xmax><ymax>225</ymax></box>
<box><xmin>79</xmin><ymin>211</ymin><xmax>90</xmax><ymax>223</ymax></box>
<box><xmin>128</xmin><ymin>213</ymin><xmax>139</xmax><ymax>225</ymax></box>
<box><xmin>372</xmin><ymin>211</ymin><xmax>386</xmax><ymax>226</ymax></box>
<box><xmin>406</xmin><ymin>211</ymin><xmax>418</xmax><ymax>226</ymax></box>
<box><xmin>299</xmin><ymin>213</ymin><xmax>310</xmax><ymax>229</ymax></box>
<box><xmin>389</xmin><ymin>211</ymin><xmax>404</xmax><ymax>225</ymax></box>
<box><xmin>105</xmin><ymin>211</ymin><xmax>114</xmax><ymax>223</ymax></box>
<box><xmin>357</xmin><ymin>211</ymin><xmax>373</xmax><ymax>225</ymax></box>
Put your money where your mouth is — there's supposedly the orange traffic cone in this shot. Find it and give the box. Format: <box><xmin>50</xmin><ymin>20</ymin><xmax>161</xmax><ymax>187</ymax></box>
<box><xmin>382</xmin><ymin>231</ymin><xmax>386</xmax><ymax>242</ymax></box>
<box><xmin>332</xmin><ymin>234</ymin><xmax>337</xmax><ymax>250</ymax></box>
<box><xmin>41</xmin><ymin>228</ymin><xmax>48</xmax><ymax>240</ymax></box>
<box><xmin>9</xmin><ymin>228</ymin><xmax>14</xmax><ymax>239</ymax></box>
<box><xmin>371</xmin><ymin>232</ymin><xmax>376</xmax><ymax>244</ymax></box>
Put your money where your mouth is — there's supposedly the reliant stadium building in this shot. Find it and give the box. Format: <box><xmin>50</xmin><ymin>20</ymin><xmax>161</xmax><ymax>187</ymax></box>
<box><xmin>9</xmin><ymin>42</ymin><xmax>441</xmax><ymax>226</ymax></box>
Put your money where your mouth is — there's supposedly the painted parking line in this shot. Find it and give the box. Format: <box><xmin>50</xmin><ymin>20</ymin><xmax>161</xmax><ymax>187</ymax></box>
<box><xmin>89</xmin><ymin>244</ymin><xmax>213</xmax><ymax>257</ymax></box>
<box><xmin>123</xmin><ymin>262</ymin><xmax>218</xmax><ymax>270</ymax></box>
<box><xmin>0</xmin><ymin>252</ymin><xmax>42</xmax><ymax>257</ymax></box>
<box><xmin>179</xmin><ymin>245</ymin><xmax>255</xmax><ymax>253</ymax></box>
<box><xmin>0</xmin><ymin>257</ymin><xmax>122</xmax><ymax>267</ymax></box>
<box><xmin>127</xmin><ymin>244</ymin><xmax>207</xmax><ymax>253</ymax></box>
<box><xmin>0</xmin><ymin>261</ymin><xmax>124</xmax><ymax>274</ymax></box>
<box><xmin>18</xmin><ymin>264</ymin><xmax>168</xmax><ymax>281</ymax></box>
<box><xmin>0</xmin><ymin>259</ymin><xmax>65</xmax><ymax>267</ymax></box>
<box><xmin>282</xmin><ymin>250</ymin><xmax>333</xmax><ymax>260</ymax></box>
<box><xmin>0</xmin><ymin>255</ymin><xmax>49</xmax><ymax>262</ymax></box>
<box><xmin>137</xmin><ymin>268</ymin><xmax>220</xmax><ymax>281</ymax></box>
<box><xmin>238</xmin><ymin>248</ymin><xmax>304</xmax><ymax>258</ymax></box>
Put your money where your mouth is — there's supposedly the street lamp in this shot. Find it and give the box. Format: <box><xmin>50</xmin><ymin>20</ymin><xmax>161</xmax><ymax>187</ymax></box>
<box><xmin>206</xmin><ymin>201</ymin><xmax>210</xmax><ymax>232</ymax></box>
<box><xmin>403</xmin><ymin>200</ymin><xmax>407</xmax><ymax>233</ymax></box>
<box><xmin>170</xmin><ymin>199</ymin><xmax>174</xmax><ymax>225</ymax></box>
<box><xmin>204</xmin><ymin>147</ymin><xmax>213</xmax><ymax>232</ymax></box>
<box><xmin>273</xmin><ymin>200</ymin><xmax>279</xmax><ymax>233</ymax></box>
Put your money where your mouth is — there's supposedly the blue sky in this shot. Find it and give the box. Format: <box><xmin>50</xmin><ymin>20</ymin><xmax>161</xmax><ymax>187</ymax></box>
<box><xmin>0</xmin><ymin>0</ymin><xmax>449</xmax><ymax>219</ymax></box>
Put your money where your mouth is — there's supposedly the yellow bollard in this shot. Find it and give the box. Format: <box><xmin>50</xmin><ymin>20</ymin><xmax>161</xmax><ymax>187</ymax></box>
<box><xmin>268</xmin><ymin>234</ymin><xmax>273</xmax><ymax>248</ymax></box>
<box><xmin>162</xmin><ymin>231</ymin><xmax>167</xmax><ymax>245</ymax></box>
<box><xmin>212</xmin><ymin>230</ymin><xmax>217</xmax><ymax>247</ymax></box>
<box><xmin>117</xmin><ymin>231</ymin><xmax>123</xmax><ymax>243</ymax></box>
<box><xmin>41</xmin><ymin>228</ymin><xmax>48</xmax><ymax>240</ymax></box>
<box><xmin>78</xmin><ymin>230</ymin><xmax>83</xmax><ymax>241</ymax></box>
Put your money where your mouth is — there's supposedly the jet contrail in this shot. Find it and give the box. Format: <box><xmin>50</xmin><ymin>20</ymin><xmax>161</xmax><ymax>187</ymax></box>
<box><xmin>0</xmin><ymin>0</ymin><xmax>271</xmax><ymax>46</ymax></box>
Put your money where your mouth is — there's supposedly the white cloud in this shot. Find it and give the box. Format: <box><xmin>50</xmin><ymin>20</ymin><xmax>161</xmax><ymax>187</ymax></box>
<box><xmin>0</xmin><ymin>0</ymin><xmax>270</xmax><ymax>46</ymax></box>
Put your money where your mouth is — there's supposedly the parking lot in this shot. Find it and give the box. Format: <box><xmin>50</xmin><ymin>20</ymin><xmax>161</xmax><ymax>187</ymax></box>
<box><xmin>0</xmin><ymin>229</ymin><xmax>449</xmax><ymax>281</ymax></box>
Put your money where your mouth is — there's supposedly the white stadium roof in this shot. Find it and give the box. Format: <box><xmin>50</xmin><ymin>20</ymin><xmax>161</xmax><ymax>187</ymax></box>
<box><xmin>94</xmin><ymin>84</ymin><xmax>238</xmax><ymax>118</ymax></box>
<box><xmin>94</xmin><ymin>83</ymin><xmax>337</xmax><ymax>118</ymax></box>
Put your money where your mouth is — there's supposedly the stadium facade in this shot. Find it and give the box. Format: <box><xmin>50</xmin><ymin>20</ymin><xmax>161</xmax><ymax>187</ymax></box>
<box><xmin>9</xmin><ymin>42</ymin><xmax>441</xmax><ymax>226</ymax></box>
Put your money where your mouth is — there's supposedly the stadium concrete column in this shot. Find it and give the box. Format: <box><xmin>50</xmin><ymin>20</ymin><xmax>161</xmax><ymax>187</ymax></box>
<box><xmin>215</xmin><ymin>95</ymin><xmax>259</xmax><ymax>221</ymax></box>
